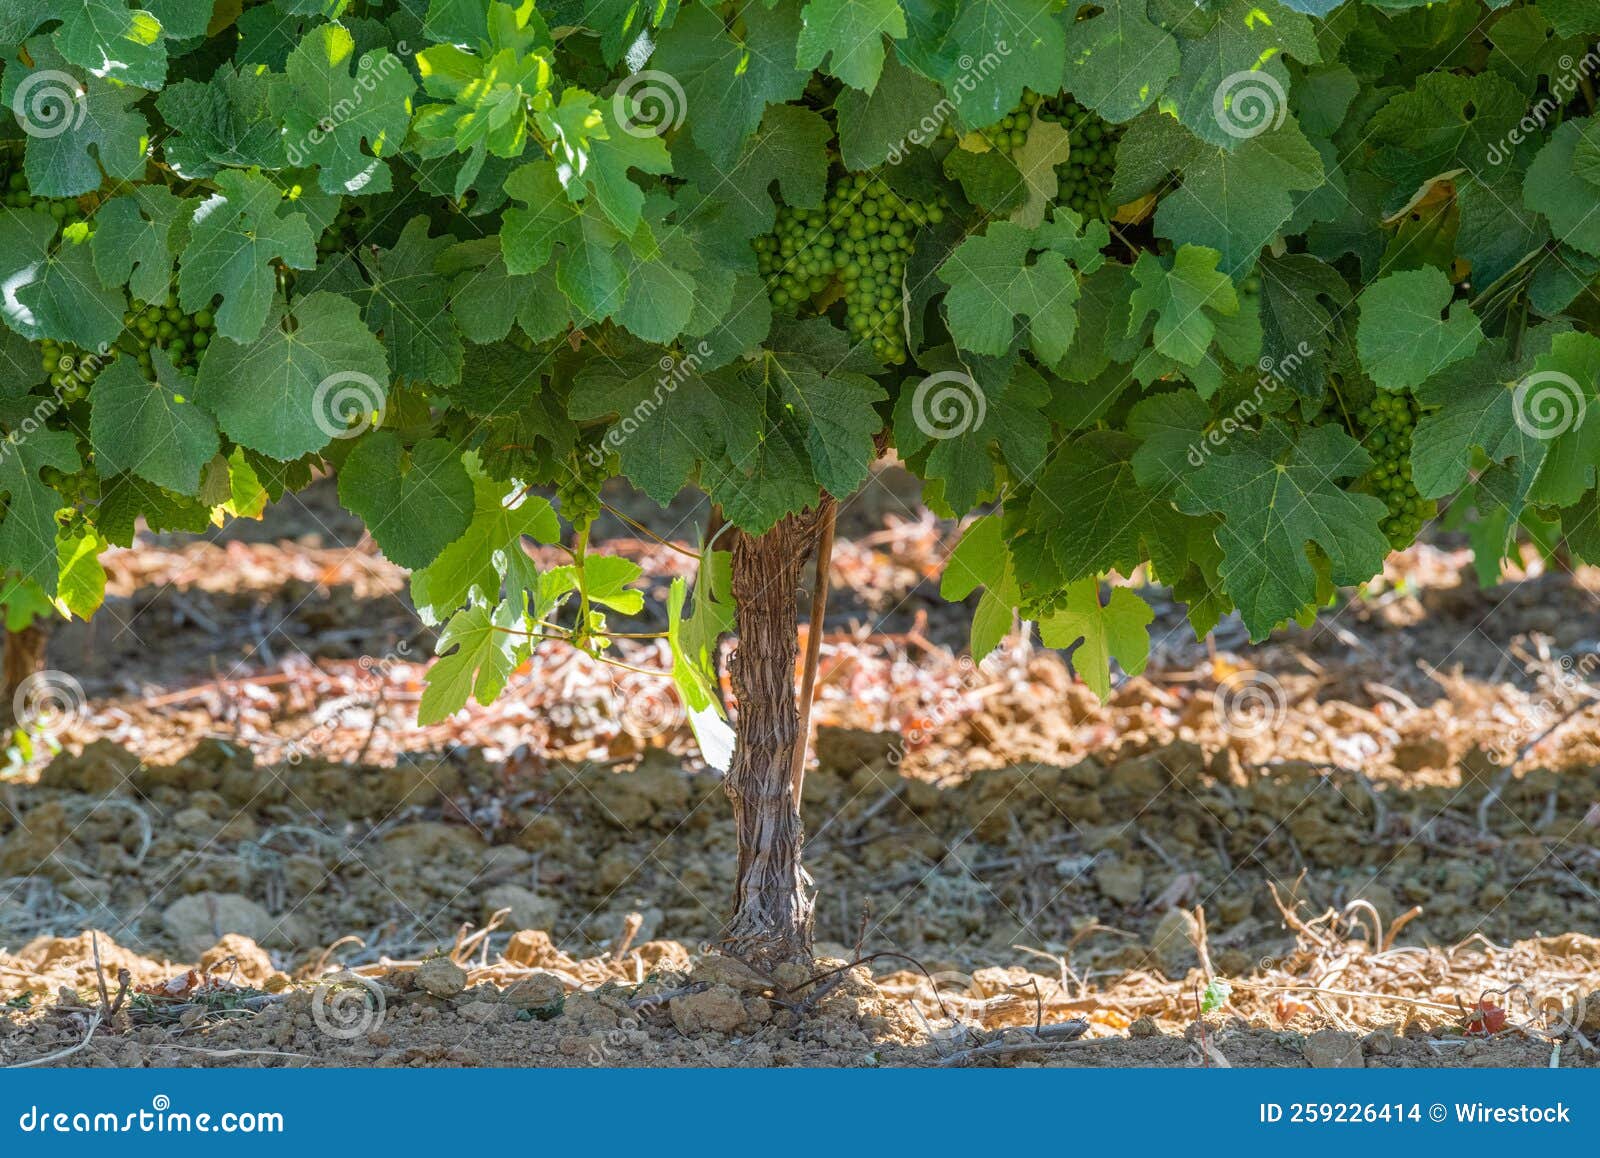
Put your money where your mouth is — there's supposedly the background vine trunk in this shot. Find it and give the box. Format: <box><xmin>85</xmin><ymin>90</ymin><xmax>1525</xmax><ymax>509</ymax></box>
<box><xmin>1</xmin><ymin>622</ymin><xmax>50</xmax><ymax>729</ymax></box>
<box><xmin>722</xmin><ymin>499</ymin><xmax>834</xmax><ymax>968</ymax></box>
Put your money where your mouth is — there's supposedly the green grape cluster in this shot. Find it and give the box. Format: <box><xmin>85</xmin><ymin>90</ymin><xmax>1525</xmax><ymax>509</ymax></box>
<box><xmin>116</xmin><ymin>293</ymin><xmax>216</xmax><ymax>373</ymax></box>
<box><xmin>754</xmin><ymin>172</ymin><xmax>946</xmax><ymax>364</ymax></box>
<box><xmin>556</xmin><ymin>447</ymin><xmax>616</xmax><ymax>531</ymax></box>
<box><xmin>317</xmin><ymin>203</ymin><xmax>368</xmax><ymax>258</ymax></box>
<box><xmin>941</xmin><ymin>90</ymin><xmax>1039</xmax><ymax>155</ymax></box>
<box><xmin>1354</xmin><ymin>392</ymin><xmax>1431</xmax><ymax>549</ymax></box>
<box><xmin>1038</xmin><ymin>95</ymin><xmax>1123</xmax><ymax>219</ymax></box>
<box><xmin>1</xmin><ymin>168</ymin><xmax>87</xmax><ymax>227</ymax></box>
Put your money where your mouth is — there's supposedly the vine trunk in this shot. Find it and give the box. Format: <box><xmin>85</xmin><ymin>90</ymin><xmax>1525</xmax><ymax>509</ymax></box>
<box><xmin>722</xmin><ymin>499</ymin><xmax>835</xmax><ymax>968</ymax></box>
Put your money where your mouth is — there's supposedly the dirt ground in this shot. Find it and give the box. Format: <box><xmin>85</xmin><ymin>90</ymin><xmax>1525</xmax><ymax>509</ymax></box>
<box><xmin>2</xmin><ymin>469</ymin><xmax>1598</xmax><ymax>1068</ymax></box>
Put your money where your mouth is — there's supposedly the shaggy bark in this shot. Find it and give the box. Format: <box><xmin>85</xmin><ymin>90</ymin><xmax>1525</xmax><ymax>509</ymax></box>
<box><xmin>722</xmin><ymin>499</ymin><xmax>834</xmax><ymax>967</ymax></box>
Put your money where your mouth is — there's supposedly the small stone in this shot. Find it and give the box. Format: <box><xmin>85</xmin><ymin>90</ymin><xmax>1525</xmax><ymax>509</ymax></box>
<box><xmin>483</xmin><ymin>884</ymin><xmax>559</xmax><ymax>934</ymax></box>
<box><xmin>459</xmin><ymin>1000</ymin><xmax>515</xmax><ymax>1025</ymax></box>
<box><xmin>413</xmin><ymin>957</ymin><xmax>467</xmax><ymax>999</ymax></box>
<box><xmin>1095</xmin><ymin>860</ymin><xmax>1145</xmax><ymax>906</ymax></box>
<box><xmin>198</xmin><ymin>934</ymin><xmax>275</xmax><ymax>985</ymax></box>
<box><xmin>689</xmin><ymin>953</ymin><xmax>773</xmax><ymax>995</ymax></box>
<box><xmin>503</xmin><ymin>973</ymin><xmax>565</xmax><ymax>1017</ymax></box>
<box><xmin>1362</xmin><ymin>1028</ymin><xmax>1395</xmax><ymax>1056</ymax></box>
<box><xmin>1149</xmin><ymin>907</ymin><xmax>1199</xmax><ymax>976</ymax></box>
<box><xmin>1304</xmin><ymin>1028</ymin><xmax>1365</xmax><ymax>1068</ymax></box>
<box><xmin>669</xmin><ymin>984</ymin><xmax>749</xmax><ymax>1035</ymax></box>
<box><xmin>161</xmin><ymin>893</ymin><xmax>275</xmax><ymax>959</ymax></box>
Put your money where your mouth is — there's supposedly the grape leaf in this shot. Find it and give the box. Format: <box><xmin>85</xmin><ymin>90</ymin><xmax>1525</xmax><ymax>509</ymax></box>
<box><xmin>1356</xmin><ymin>266</ymin><xmax>1483</xmax><ymax>392</ymax></box>
<box><xmin>570</xmin><ymin>348</ymin><xmax>759</xmax><ymax>506</ymax></box>
<box><xmin>1411</xmin><ymin>340</ymin><xmax>1550</xmax><ymax>501</ymax></box>
<box><xmin>1525</xmin><ymin>118</ymin><xmax>1600</xmax><ymax>257</ymax></box>
<box><xmin>939</xmin><ymin>512</ymin><xmax>1018</xmax><ymax>660</ymax></box>
<box><xmin>1154</xmin><ymin>121</ymin><xmax>1325</xmax><ymax>276</ymax></box>
<box><xmin>353</xmin><ymin>217</ymin><xmax>463</xmax><ymax>387</ymax></box>
<box><xmin>89</xmin><ymin>349</ymin><xmax>219</xmax><ymax>495</ymax></box>
<box><xmin>410</xmin><ymin>465</ymin><xmax>561</xmax><ymax>619</ymax></box>
<box><xmin>156</xmin><ymin>65</ymin><xmax>287</xmax><ymax>177</ymax></box>
<box><xmin>937</xmin><ymin>220</ymin><xmax>1101</xmax><ymax>362</ymax></box>
<box><xmin>1061</xmin><ymin>0</ymin><xmax>1179</xmax><ymax>123</ymax></box>
<box><xmin>338</xmin><ymin>433</ymin><xmax>475</xmax><ymax>569</ymax></box>
<box><xmin>894</xmin><ymin>352</ymin><xmax>1051</xmax><ymax>514</ymax></box>
<box><xmin>193</xmin><ymin>291</ymin><xmax>389</xmax><ymax>460</ymax></box>
<box><xmin>0</xmin><ymin>210</ymin><xmax>126</xmax><ymax>350</ymax></box>
<box><xmin>419</xmin><ymin>601</ymin><xmax>521</xmax><ymax>723</ymax></box>
<box><xmin>1126</xmin><ymin>245</ymin><xmax>1239</xmax><ymax>370</ymax></box>
<box><xmin>178</xmin><ymin>169</ymin><xmax>318</xmax><ymax>342</ymax></box>
<box><xmin>44</xmin><ymin>0</ymin><xmax>166</xmax><ymax>89</ymax></box>
<box><xmin>835</xmin><ymin>50</ymin><xmax>945</xmax><ymax>170</ymax></box>
<box><xmin>0</xmin><ymin>46</ymin><xmax>149</xmax><ymax>197</ymax></box>
<box><xmin>1172</xmin><ymin>419</ymin><xmax>1389</xmax><ymax>639</ymax></box>
<box><xmin>91</xmin><ymin>187</ymin><xmax>189</xmax><ymax>305</ymax></box>
<box><xmin>273</xmin><ymin>24</ymin><xmax>416</xmax><ymax>195</ymax></box>
<box><xmin>757</xmin><ymin>318</ymin><xmax>887</xmax><ymax>498</ymax></box>
<box><xmin>937</xmin><ymin>0</ymin><xmax>1065</xmax><ymax>128</ymax></box>
<box><xmin>0</xmin><ymin>428</ymin><xmax>79</xmax><ymax>595</ymax></box>
<box><xmin>651</xmin><ymin>1</ymin><xmax>808</xmax><ymax>164</ymax></box>
<box><xmin>1038</xmin><ymin>579</ymin><xmax>1153</xmax><ymax>699</ymax></box>
<box><xmin>1160</xmin><ymin>0</ymin><xmax>1318</xmax><ymax>150</ymax></box>
<box><xmin>796</xmin><ymin>0</ymin><xmax>906</xmax><ymax>91</ymax></box>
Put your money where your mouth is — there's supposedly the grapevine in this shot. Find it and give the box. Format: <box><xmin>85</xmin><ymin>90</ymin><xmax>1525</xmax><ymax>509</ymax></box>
<box><xmin>0</xmin><ymin>0</ymin><xmax>1596</xmax><ymax>964</ymax></box>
